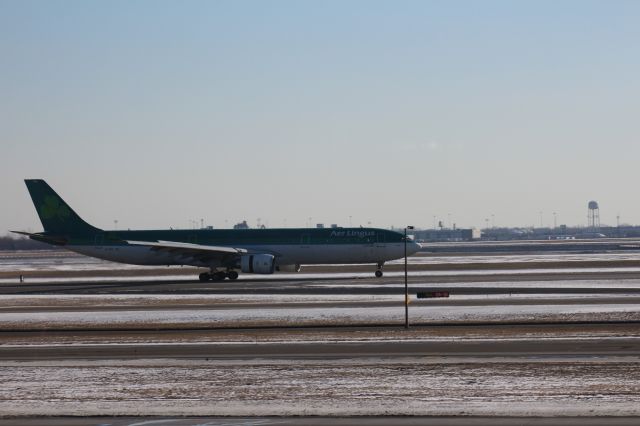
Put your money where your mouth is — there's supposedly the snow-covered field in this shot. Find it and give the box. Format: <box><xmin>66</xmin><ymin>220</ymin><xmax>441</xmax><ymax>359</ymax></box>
<box><xmin>0</xmin><ymin>358</ymin><xmax>639</xmax><ymax>416</ymax></box>
<box><xmin>6</xmin><ymin>267</ymin><xmax>640</xmax><ymax>285</ymax></box>
<box><xmin>4</xmin><ymin>249</ymin><xmax>640</xmax><ymax>273</ymax></box>
<box><xmin>1</xmin><ymin>290</ymin><xmax>638</xmax><ymax>306</ymax></box>
<box><xmin>0</xmin><ymin>250</ymin><xmax>154</xmax><ymax>272</ymax></box>
<box><xmin>2</xmin><ymin>250</ymin><xmax>640</xmax><ymax>417</ymax></box>
<box><xmin>0</xmin><ymin>302</ymin><xmax>639</xmax><ymax>330</ymax></box>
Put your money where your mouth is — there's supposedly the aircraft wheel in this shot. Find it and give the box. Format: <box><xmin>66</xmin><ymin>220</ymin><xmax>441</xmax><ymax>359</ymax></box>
<box><xmin>375</xmin><ymin>270</ymin><xmax>383</xmax><ymax>278</ymax></box>
<box><xmin>227</xmin><ymin>270</ymin><xmax>239</xmax><ymax>280</ymax></box>
<box><xmin>199</xmin><ymin>272</ymin><xmax>211</xmax><ymax>282</ymax></box>
<box><xmin>211</xmin><ymin>271</ymin><xmax>227</xmax><ymax>281</ymax></box>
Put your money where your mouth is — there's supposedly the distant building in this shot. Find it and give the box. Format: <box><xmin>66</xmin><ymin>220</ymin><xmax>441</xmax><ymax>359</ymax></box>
<box><xmin>233</xmin><ymin>220</ymin><xmax>249</xmax><ymax>229</ymax></box>
<box><xmin>414</xmin><ymin>228</ymin><xmax>481</xmax><ymax>242</ymax></box>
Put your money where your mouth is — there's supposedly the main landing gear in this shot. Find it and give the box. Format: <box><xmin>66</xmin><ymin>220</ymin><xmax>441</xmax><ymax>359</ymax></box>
<box><xmin>375</xmin><ymin>262</ymin><xmax>384</xmax><ymax>278</ymax></box>
<box><xmin>199</xmin><ymin>270</ymin><xmax>239</xmax><ymax>282</ymax></box>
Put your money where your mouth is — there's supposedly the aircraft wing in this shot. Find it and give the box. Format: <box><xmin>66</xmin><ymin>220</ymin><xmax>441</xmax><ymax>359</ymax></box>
<box><xmin>126</xmin><ymin>240</ymin><xmax>247</xmax><ymax>264</ymax></box>
<box><xmin>127</xmin><ymin>240</ymin><xmax>247</xmax><ymax>254</ymax></box>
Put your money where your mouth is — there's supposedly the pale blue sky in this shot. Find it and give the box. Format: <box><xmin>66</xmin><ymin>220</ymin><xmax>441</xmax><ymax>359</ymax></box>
<box><xmin>2</xmin><ymin>0</ymin><xmax>640</xmax><ymax>233</ymax></box>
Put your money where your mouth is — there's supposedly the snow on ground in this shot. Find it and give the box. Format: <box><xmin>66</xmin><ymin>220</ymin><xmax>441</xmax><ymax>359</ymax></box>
<box><xmin>2</xmin><ymin>251</ymin><xmax>640</xmax><ymax>416</ymax></box>
<box><xmin>0</xmin><ymin>358</ymin><xmax>639</xmax><ymax>416</ymax></box>
<box><xmin>0</xmin><ymin>274</ymin><xmax>192</xmax><ymax>284</ymax></box>
<box><xmin>6</xmin><ymin>267</ymin><xmax>640</xmax><ymax>285</ymax></box>
<box><xmin>5</xmin><ymin>249</ymin><xmax>640</xmax><ymax>284</ymax></box>
<box><xmin>5</xmin><ymin>250</ymin><xmax>640</xmax><ymax>273</ymax></box>
<box><xmin>395</xmin><ymin>251</ymin><xmax>640</xmax><ymax>264</ymax></box>
<box><xmin>1</xmin><ymin>291</ymin><xmax>638</xmax><ymax>307</ymax></box>
<box><xmin>1</xmin><ymin>303</ymin><xmax>639</xmax><ymax>329</ymax></box>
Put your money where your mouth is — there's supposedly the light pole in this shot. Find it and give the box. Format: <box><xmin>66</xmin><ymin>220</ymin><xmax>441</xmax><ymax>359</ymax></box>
<box><xmin>404</xmin><ymin>225</ymin><xmax>414</xmax><ymax>329</ymax></box>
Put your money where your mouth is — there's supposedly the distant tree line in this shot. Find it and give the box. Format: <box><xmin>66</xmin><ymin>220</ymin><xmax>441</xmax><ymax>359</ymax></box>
<box><xmin>0</xmin><ymin>235</ymin><xmax>58</xmax><ymax>250</ymax></box>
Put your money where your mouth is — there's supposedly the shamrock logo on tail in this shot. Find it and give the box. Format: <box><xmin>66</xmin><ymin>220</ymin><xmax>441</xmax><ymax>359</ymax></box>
<box><xmin>40</xmin><ymin>195</ymin><xmax>71</xmax><ymax>221</ymax></box>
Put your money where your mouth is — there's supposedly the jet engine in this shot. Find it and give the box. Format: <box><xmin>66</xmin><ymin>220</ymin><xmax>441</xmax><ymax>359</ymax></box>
<box><xmin>240</xmin><ymin>254</ymin><xmax>275</xmax><ymax>274</ymax></box>
<box><xmin>276</xmin><ymin>264</ymin><xmax>301</xmax><ymax>272</ymax></box>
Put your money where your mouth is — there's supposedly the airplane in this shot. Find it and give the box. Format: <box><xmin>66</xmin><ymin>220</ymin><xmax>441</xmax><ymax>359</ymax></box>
<box><xmin>13</xmin><ymin>179</ymin><xmax>422</xmax><ymax>281</ymax></box>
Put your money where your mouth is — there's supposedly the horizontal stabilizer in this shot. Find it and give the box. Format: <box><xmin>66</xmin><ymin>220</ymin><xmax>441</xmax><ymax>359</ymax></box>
<box><xmin>10</xmin><ymin>230</ymin><xmax>68</xmax><ymax>245</ymax></box>
<box><xmin>10</xmin><ymin>231</ymin><xmax>31</xmax><ymax>237</ymax></box>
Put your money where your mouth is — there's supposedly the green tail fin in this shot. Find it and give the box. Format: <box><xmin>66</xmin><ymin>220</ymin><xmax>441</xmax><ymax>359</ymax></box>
<box><xmin>24</xmin><ymin>179</ymin><xmax>101</xmax><ymax>235</ymax></box>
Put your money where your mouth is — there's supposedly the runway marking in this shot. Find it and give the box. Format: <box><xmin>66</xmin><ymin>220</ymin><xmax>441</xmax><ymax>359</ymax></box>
<box><xmin>127</xmin><ymin>420</ymin><xmax>184</xmax><ymax>426</ymax></box>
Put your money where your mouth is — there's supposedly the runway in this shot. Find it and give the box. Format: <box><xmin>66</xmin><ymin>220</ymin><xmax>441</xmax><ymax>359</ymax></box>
<box><xmin>2</xmin><ymin>333</ymin><xmax>640</xmax><ymax>360</ymax></box>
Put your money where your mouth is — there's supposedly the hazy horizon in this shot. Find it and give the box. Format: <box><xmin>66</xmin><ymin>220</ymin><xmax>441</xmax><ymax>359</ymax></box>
<box><xmin>3</xmin><ymin>1</ymin><xmax>640</xmax><ymax>234</ymax></box>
